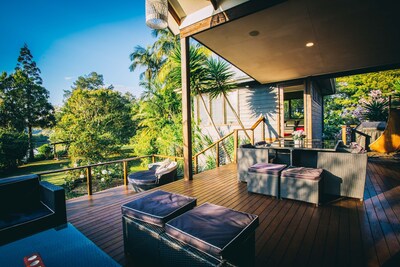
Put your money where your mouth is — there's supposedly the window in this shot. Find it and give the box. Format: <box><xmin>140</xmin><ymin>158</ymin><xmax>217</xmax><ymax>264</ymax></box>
<box><xmin>284</xmin><ymin>99</ymin><xmax>304</xmax><ymax>119</ymax></box>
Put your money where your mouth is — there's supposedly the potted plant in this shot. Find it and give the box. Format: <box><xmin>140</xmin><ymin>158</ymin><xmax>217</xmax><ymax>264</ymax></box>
<box><xmin>292</xmin><ymin>130</ymin><xmax>306</xmax><ymax>147</ymax></box>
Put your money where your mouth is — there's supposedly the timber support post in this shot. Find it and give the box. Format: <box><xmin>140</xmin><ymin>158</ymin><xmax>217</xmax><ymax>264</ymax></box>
<box><xmin>181</xmin><ymin>37</ymin><xmax>193</xmax><ymax>180</ymax></box>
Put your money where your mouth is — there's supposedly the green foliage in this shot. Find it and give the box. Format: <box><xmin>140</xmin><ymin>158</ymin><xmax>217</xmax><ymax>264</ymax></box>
<box><xmin>204</xmin><ymin>58</ymin><xmax>236</xmax><ymax>99</ymax></box>
<box><xmin>355</xmin><ymin>90</ymin><xmax>389</xmax><ymax>121</ymax></box>
<box><xmin>15</xmin><ymin>43</ymin><xmax>43</xmax><ymax>85</ymax></box>
<box><xmin>64</xmin><ymin>72</ymin><xmax>113</xmax><ymax>98</ymax></box>
<box><xmin>62</xmin><ymin>163</ymin><xmax>124</xmax><ymax>198</ymax></box>
<box><xmin>163</xmin><ymin>43</ymin><xmax>210</xmax><ymax>94</ymax></box>
<box><xmin>0</xmin><ymin>129</ymin><xmax>29</xmax><ymax>170</ymax></box>
<box><xmin>1</xmin><ymin>44</ymin><xmax>55</xmax><ymax>161</ymax></box>
<box><xmin>130</xmin><ymin>81</ymin><xmax>182</xmax><ymax>157</ymax></box>
<box><xmin>129</xmin><ymin>45</ymin><xmax>166</xmax><ymax>82</ymax></box>
<box><xmin>324</xmin><ymin>69</ymin><xmax>400</xmax><ymax>139</ymax></box>
<box><xmin>72</xmin><ymin>72</ymin><xmax>112</xmax><ymax>90</ymax></box>
<box><xmin>53</xmin><ymin>87</ymin><xmax>134</xmax><ymax>164</ymax></box>
<box><xmin>36</xmin><ymin>144</ymin><xmax>53</xmax><ymax>159</ymax></box>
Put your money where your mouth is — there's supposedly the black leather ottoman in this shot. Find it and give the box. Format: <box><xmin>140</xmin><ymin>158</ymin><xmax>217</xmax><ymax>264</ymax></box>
<box><xmin>162</xmin><ymin>203</ymin><xmax>259</xmax><ymax>267</ymax></box>
<box><xmin>121</xmin><ymin>190</ymin><xmax>196</xmax><ymax>266</ymax></box>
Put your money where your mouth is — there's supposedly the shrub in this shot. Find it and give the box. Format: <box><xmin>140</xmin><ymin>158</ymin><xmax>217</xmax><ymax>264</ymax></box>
<box><xmin>0</xmin><ymin>129</ymin><xmax>29</xmax><ymax>170</ymax></box>
<box><xmin>356</xmin><ymin>90</ymin><xmax>389</xmax><ymax>121</ymax></box>
<box><xmin>37</xmin><ymin>144</ymin><xmax>53</xmax><ymax>159</ymax></box>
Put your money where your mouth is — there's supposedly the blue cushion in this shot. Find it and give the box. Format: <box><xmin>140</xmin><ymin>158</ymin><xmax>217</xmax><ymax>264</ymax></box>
<box><xmin>0</xmin><ymin>202</ymin><xmax>53</xmax><ymax>230</ymax></box>
<box><xmin>121</xmin><ymin>190</ymin><xmax>197</xmax><ymax>227</ymax></box>
<box><xmin>165</xmin><ymin>203</ymin><xmax>259</xmax><ymax>258</ymax></box>
<box><xmin>128</xmin><ymin>170</ymin><xmax>157</xmax><ymax>185</ymax></box>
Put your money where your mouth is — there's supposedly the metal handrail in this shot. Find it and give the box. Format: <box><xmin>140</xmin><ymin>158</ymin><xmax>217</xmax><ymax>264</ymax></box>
<box><xmin>192</xmin><ymin>116</ymin><xmax>266</xmax><ymax>173</ymax></box>
<box><xmin>37</xmin><ymin>154</ymin><xmax>183</xmax><ymax>196</ymax></box>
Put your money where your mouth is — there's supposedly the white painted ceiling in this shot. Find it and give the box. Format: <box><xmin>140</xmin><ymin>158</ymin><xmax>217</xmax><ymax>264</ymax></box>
<box><xmin>193</xmin><ymin>0</ymin><xmax>400</xmax><ymax>84</ymax></box>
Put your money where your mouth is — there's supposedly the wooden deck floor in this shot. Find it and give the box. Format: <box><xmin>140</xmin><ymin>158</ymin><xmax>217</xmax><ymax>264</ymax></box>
<box><xmin>67</xmin><ymin>158</ymin><xmax>400</xmax><ymax>267</ymax></box>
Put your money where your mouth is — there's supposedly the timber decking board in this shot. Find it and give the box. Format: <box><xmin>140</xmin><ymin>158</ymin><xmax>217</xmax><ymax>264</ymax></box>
<box><xmin>66</xmin><ymin>158</ymin><xmax>400</xmax><ymax>267</ymax></box>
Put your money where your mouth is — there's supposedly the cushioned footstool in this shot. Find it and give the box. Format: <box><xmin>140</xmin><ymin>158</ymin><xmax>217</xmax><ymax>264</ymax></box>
<box><xmin>162</xmin><ymin>203</ymin><xmax>259</xmax><ymax>267</ymax></box>
<box><xmin>127</xmin><ymin>170</ymin><xmax>157</xmax><ymax>192</ymax></box>
<box><xmin>280</xmin><ymin>167</ymin><xmax>323</xmax><ymax>206</ymax></box>
<box><xmin>121</xmin><ymin>190</ymin><xmax>196</xmax><ymax>266</ymax></box>
<box><xmin>247</xmin><ymin>163</ymin><xmax>287</xmax><ymax>197</ymax></box>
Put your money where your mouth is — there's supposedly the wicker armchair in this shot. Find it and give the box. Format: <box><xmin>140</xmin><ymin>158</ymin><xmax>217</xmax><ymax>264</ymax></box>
<box><xmin>237</xmin><ymin>144</ymin><xmax>270</xmax><ymax>183</ymax></box>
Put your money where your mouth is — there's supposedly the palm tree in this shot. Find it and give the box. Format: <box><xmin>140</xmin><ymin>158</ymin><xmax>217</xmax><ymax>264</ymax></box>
<box><xmin>204</xmin><ymin>58</ymin><xmax>251</xmax><ymax>140</ymax></box>
<box><xmin>163</xmin><ymin>43</ymin><xmax>233</xmax><ymax>162</ymax></box>
<box><xmin>151</xmin><ymin>29</ymin><xmax>179</xmax><ymax>58</ymax></box>
<box><xmin>129</xmin><ymin>45</ymin><xmax>165</xmax><ymax>82</ymax></box>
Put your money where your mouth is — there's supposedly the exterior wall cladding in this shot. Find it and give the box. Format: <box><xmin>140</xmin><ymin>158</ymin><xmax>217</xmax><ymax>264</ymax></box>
<box><xmin>311</xmin><ymin>82</ymin><xmax>323</xmax><ymax>140</ymax></box>
<box><xmin>194</xmin><ymin>84</ymin><xmax>279</xmax><ymax>144</ymax></box>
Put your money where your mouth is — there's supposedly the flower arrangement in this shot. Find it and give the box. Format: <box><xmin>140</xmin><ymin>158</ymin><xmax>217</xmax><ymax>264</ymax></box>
<box><xmin>292</xmin><ymin>130</ymin><xmax>306</xmax><ymax>140</ymax></box>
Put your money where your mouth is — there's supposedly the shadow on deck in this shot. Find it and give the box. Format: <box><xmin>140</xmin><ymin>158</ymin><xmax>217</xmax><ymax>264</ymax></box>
<box><xmin>66</xmin><ymin>158</ymin><xmax>400</xmax><ymax>267</ymax></box>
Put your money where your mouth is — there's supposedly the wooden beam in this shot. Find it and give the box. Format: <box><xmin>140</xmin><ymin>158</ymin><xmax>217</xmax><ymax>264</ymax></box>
<box><xmin>180</xmin><ymin>0</ymin><xmax>284</xmax><ymax>38</ymax></box>
<box><xmin>168</xmin><ymin>2</ymin><xmax>181</xmax><ymax>26</ymax></box>
<box><xmin>181</xmin><ymin>37</ymin><xmax>193</xmax><ymax>181</ymax></box>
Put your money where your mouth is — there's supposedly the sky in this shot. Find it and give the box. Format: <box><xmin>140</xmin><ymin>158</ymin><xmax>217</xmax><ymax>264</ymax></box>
<box><xmin>0</xmin><ymin>0</ymin><xmax>156</xmax><ymax>106</ymax></box>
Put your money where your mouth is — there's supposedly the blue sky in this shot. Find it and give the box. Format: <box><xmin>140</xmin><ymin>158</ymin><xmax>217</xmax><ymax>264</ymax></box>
<box><xmin>0</xmin><ymin>0</ymin><xmax>155</xmax><ymax>106</ymax></box>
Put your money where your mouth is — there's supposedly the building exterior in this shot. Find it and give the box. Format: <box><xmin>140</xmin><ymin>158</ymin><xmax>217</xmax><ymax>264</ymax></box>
<box><xmin>163</xmin><ymin>0</ymin><xmax>400</xmax><ymax>179</ymax></box>
<box><xmin>194</xmin><ymin>77</ymin><xmax>335</xmax><ymax>144</ymax></box>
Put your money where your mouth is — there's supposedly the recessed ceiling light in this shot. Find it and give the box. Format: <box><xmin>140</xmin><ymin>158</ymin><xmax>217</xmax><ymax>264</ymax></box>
<box><xmin>245</xmin><ymin>85</ymin><xmax>250</xmax><ymax>88</ymax></box>
<box><xmin>306</xmin><ymin>42</ymin><xmax>314</xmax><ymax>47</ymax></box>
<box><xmin>249</xmin><ymin>30</ymin><xmax>260</xmax><ymax>37</ymax></box>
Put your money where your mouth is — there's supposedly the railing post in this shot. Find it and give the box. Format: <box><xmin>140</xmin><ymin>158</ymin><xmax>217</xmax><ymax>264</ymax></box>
<box><xmin>86</xmin><ymin>166</ymin><xmax>93</xmax><ymax>196</ymax></box>
<box><xmin>152</xmin><ymin>155</ymin><xmax>155</xmax><ymax>163</ymax></box>
<box><xmin>234</xmin><ymin>130</ymin><xmax>238</xmax><ymax>163</ymax></box>
<box><xmin>251</xmin><ymin>130</ymin><xmax>255</xmax><ymax>145</ymax></box>
<box><xmin>342</xmin><ymin>125</ymin><xmax>347</xmax><ymax>145</ymax></box>
<box><xmin>216</xmin><ymin>142</ymin><xmax>220</xmax><ymax>168</ymax></box>
<box><xmin>194</xmin><ymin>156</ymin><xmax>198</xmax><ymax>174</ymax></box>
<box><xmin>261</xmin><ymin>119</ymin><xmax>265</xmax><ymax>142</ymax></box>
<box><xmin>123</xmin><ymin>161</ymin><xmax>128</xmax><ymax>186</ymax></box>
<box><xmin>53</xmin><ymin>144</ymin><xmax>57</xmax><ymax>160</ymax></box>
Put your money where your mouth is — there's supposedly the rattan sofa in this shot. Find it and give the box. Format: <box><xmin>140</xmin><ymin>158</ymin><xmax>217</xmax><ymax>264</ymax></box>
<box><xmin>292</xmin><ymin>150</ymin><xmax>368</xmax><ymax>200</ymax></box>
<box><xmin>237</xmin><ymin>143</ymin><xmax>368</xmax><ymax>200</ymax></box>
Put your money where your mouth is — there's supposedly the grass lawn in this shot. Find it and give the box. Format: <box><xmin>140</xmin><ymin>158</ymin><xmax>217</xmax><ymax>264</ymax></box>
<box><xmin>0</xmin><ymin>159</ymin><xmax>71</xmax><ymax>185</ymax></box>
<box><xmin>1</xmin><ymin>159</ymin><xmax>148</xmax><ymax>186</ymax></box>
<box><xmin>0</xmin><ymin>145</ymin><xmax>177</xmax><ymax>190</ymax></box>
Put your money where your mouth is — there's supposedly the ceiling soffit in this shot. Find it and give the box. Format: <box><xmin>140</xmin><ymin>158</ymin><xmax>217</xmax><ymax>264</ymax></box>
<box><xmin>193</xmin><ymin>0</ymin><xmax>400</xmax><ymax>84</ymax></box>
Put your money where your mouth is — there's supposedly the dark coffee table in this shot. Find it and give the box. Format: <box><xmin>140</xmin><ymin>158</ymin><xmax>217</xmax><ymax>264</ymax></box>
<box><xmin>0</xmin><ymin>223</ymin><xmax>120</xmax><ymax>267</ymax></box>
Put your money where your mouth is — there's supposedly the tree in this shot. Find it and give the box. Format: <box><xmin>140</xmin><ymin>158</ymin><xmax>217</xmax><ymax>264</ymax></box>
<box><xmin>324</xmin><ymin>69</ymin><xmax>400</xmax><ymax>139</ymax></box>
<box><xmin>163</xmin><ymin>44</ymin><xmax>236</xmax><ymax>161</ymax></box>
<box><xmin>64</xmin><ymin>72</ymin><xmax>113</xmax><ymax>98</ymax></box>
<box><xmin>151</xmin><ymin>29</ymin><xmax>179</xmax><ymax>59</ymax></box>
<box><xmin>15</xmin><ymin>43</ymin><xmax>42</xmax><ymax>85</ymax></box>
<box><xmin>0</xmin><ymin>73</ymin><xmax>29</xmax><ymax>170</ymax></box>
<box><xmin>13</xmin><ymin>44</ymin><xmax>55</xmax><ymax>160</ymax></box>
<box><xmin>204</xmin><ymin>58</ymin><xmax>251</xmax><ymax>140</ymax></box>
<box><xmin>129</xmin><ymin>45</ymin><xmax>165</xmax><ymax>84</ymax></box>
<box><xmin>54</xmin><ymin>87</ymin><xmax>133</xmax><ymax>164</ymax></box>
<box><xmin>72</xmin><ymin>72</ymin><xmax>113</xmax><ymax>91</ymax></box>
<box><xmin>0</xmin><ymin>129</ymin><xmax>29</xmax><ymax>170</ymax></box>
<box><xmin>131</xmin><ymin>80</ymin><xmax>182</xmax><ymax>157</ymax></box>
